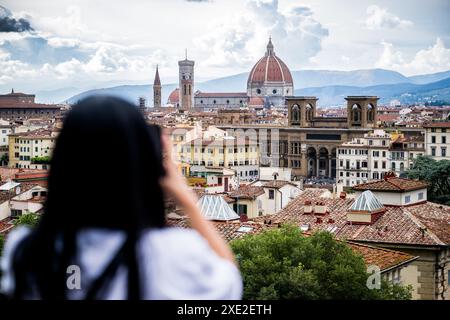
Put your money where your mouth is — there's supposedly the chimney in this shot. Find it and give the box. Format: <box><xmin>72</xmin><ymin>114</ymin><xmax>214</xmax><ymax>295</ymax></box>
<box><xmin>303</xmin><ymin>200</ymin><xmax>313</xmax><ymax>214</ymax></box>
<box><xmin>314</xmin><ymin>201</ymin><xmax>328</xmax><ymax>215</ymax></box>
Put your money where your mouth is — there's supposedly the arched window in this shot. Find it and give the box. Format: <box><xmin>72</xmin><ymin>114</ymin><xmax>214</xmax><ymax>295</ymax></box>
<box><xmin>367</xmin><ymin>104</ymin><xmax>375</xmax><ymax>122</ymax></box>
<box><xmin>292</xmin><ymin>104</ymin><xmax>300</xmax><ymax>122</ymax></box>
<box><xmin>400</xmin><ymin>162</ymin><xmax>404</xmax><ymax>172</ymax></box>
<box><xmin>256</xmin><ymin>88</ymin><xmax>261</xmax><ymax>94</ymax></box>
<box><xmin>226</xmin><ymin>100</ymin><xmax>230</xmax><ymax>104</ymax></box>
<box><xmin>189</xmin><ymin>85</ymin><xmax>191</xmax><ymax>95</ymax></box>
<box><xmin>183</xmin><ymin>85</ymin><xmax>187</xmax><ymax>95</ymax></box>
<box><xmin>306</xmin><ymin>104</ymin><xmax>313</xmax><ymax>121</ymax></box>
<box><xmin>352</xmin><ymin>104</ymin><xmax>362</xmax><ymax>123</ymax></box>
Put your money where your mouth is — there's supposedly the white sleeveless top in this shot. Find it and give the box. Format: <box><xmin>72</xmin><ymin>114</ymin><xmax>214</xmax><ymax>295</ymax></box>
<box><xmin>0</xmin><ymin>226</ymin><xmax>243</xmax><ymax>300</ymax></box>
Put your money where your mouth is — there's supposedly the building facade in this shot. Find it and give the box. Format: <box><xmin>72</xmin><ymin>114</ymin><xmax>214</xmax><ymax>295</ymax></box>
<box><xmin>0</xmin><ymin>89</ymin><xmax>63</xmax><ymax>120</ymax></box>
<box><xmin>8</xmin><ymin>128</ymin><xmax>57</xmax><ymax>169</ymax></box>
<box><xmin>336</xmin><ymin>130</ymin><xmax>425</xmax><ymax>187</ymax></box>
<box><xmin>424</xmin><ymin>121</ymin><xmax>450</xmax><ymax>160</ymax></box>
<box><xmin>180</xmin><ymin>136</ymin><xmax>259</xmax><ymax>181</ymax></box>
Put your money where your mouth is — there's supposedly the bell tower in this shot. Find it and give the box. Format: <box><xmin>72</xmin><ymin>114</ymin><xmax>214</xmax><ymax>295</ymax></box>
<box><xmin>178</xmin><ymin>50</ymin><xmax>195</xmax><ymax>109</ymax></box>
<box><xmin>153</xmin><ymin>65</ymin><xmax>161</xmax><ymax>108</ymax></box>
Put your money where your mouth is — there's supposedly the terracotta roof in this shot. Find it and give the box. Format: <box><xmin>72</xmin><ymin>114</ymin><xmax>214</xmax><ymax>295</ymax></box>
<box><xmin>347</xmin><ymin>242</ymin><xmax>417</xmax><ymax>271</ymax></box>
<box><xmin>378</xmin><ymin>114</ymin><xmax>400</xmax><ymax>122</ymax></box>
<box><xmin>262</xmin><ymin>180</ymin><xmax>294</xmax><ymax>189</ymax></box>
<box><xmin>166</xmin><ymin>211</ymin><xmax>417</xmax><ymax>271</ymax></box>
<box><xmin>166</xmin><ymin>217</ymin><xmax>270</xmax><ymax>242</ymax></box>
<box><xmin>167</xmin><ymin>88</ymin><xmax>180</xmax><ymax>104</ymax></box>
<box><xmin>248</xmin><ymin>96</ymin><xmax>265</xmax><ymax>106</ymax></box>
<box><xmin>229</xmin><ymin>185</ymin><xmax>265</xmax><ymax>200</ymax></box>
<box><xmin>255</xmin><ymin>188</ymin><xmax>450</xmax><ymax>246</ymax></box>
<box><xmin>0</xmin><ymin>103</ymin><xmax>60</xmax><ymax>109</ymax></box>
<box><xmin>423</xmin><ymin>121</ymin><xmax>450</xmax><ymax>128</ymax></box>
<box><xmin>9</xmin><ymin>127</ymin><xmax>54</xmax><ymax>138</ymax></box>
<box><xmin>352</xmin><ymin>177</ymin><xmax>429</xmax><ymax>192</ymax></box>
<box><xmin>0</xmin><ymin>217</ymin><xmax>15</xmax><ymax>235</ymax></box>
<box><xmin>247</xmin><ymin>38</ymin><xmax>293</xmax><ymax>85</ymax></box>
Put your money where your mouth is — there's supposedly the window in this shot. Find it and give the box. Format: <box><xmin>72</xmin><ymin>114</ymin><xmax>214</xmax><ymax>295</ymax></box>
<box><xmin>431</xmin><ymin>147</ymin><xmax>436</xmax><ymax>156</ymax></box>
<box><xmin>405</xmin><ymin>195</ymin><xmax>411</xmax><ymax>204</ymax></box>
<box><xmin>272</xmin><ymin>89</ymin><xmax>277</xmax><ymax>94</ymax></box>
<box><xmin>256</xmin><ymin>89</ymin><xmax>261</xmax><ymax>94</ymax></box>
<box><xmin>268</xmin><ymin>190</ymin><xmax>275</xmax><ymax>199</ymax></box>
<box><xmin>418</xmin><ymin>192</ymin><xmax>424</xmax><ymax>200</ymax></box>
<box><xmin>382</xmin><ymin>161</ymin><xmax>386</xmax><ymax>169</ymax></box>
<box><xmin>431</xmin><ymin>128</ymin><xmax>436</xmax><ymax>132</ymax></box>
<box><xmin>374</xmin><ymin>161</ymin><xmax>378</xmax><ymax>169</ymax></box>
<box><xmin>11</xmin><ymin>209</ymin><xmax>22</xmax><ymax>218</ymax></box>
<box><xmin>441</xmin><ymin>147</ymin><xmax>446</xmax><ymax>157</ymax></box>
<box><xmin>431</xmin><ymin>136</ymin><xmax>436</xmax><ymax>144</ymax></box>
<box><xmin>442</xmin><ymin>136</ymin><xmax>447</xmax><ymax>144</ymax></box>
<box><xmin>233</xmin><ymin>204</ymin><xmax>247</xmax><ymax>215</ymax></box>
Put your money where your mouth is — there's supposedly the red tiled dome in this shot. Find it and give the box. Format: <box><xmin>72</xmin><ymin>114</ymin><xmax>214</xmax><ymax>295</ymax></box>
<box><xmin>167</xmin><ymin>88</ymin><xmax>179</xmax><ymax>104</ymax></box>
<box><xmin>247</xmin><ymin>38</ymin><xmax>293</xmax><ymax>86</ymax></box>
<box><xmin>248</xmin><ymin>96</ymin><xmax>265</xmax><ymax>106</ymax></box>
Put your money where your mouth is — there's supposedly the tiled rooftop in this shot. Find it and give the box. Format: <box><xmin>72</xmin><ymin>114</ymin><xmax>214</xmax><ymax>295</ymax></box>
<box><xmin>254</xmin><ymin>188</ymin><xmax>450</xmax><ymax>246</ymax></box>
<box><xmin>262</xmin><ymin>180</ymin><xmax>294</xmax><ymax>189</ymax></box>
<box><xmin>352</xmin><ymin>177</ymin><xmax>429</xmax><ymax>192</ymax></box>
<box><xmin>228</xmin><ymin>185</ymin><xmax>265</xmax><ymax>200</ymax></box>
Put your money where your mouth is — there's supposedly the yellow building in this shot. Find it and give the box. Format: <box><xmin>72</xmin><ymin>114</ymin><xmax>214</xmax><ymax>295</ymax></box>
<box><xmin>8</xmin><ymin>128</ymin><xmax>58</xmax><ymax>169</ymax></box>
<box><xmin>179</xmin><ymin>136</ymin><xmax>259</xmax><ymax>181</ymax></box>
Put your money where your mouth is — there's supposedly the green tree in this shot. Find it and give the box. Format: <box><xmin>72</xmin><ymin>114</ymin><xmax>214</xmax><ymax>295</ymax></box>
<box><xmin>31</xmin><ymin>156</ymin><xmax>51</xmax><ymax>164</ymax></box>
<box><xmin>406</xmin><ymin>155</ymin><xmax>450</xmax><ymax>205</ymax></box>
<box><xmin>231</xmin><ymin>224</ymin><xmax>412</xmax><ymax>300</ymax></box>
<box><xmin>13</xmin><ymin>212</ymin><xmax>40</xmax><ymax>228</ymax></box>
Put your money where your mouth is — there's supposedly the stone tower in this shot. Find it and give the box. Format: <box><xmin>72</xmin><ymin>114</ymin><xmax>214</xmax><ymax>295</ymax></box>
<box><xmin>153</xmin><ymin>65</ymin><xmax>161</xmax><ymax>108</ymax></box>
<box><xmin>178</xmin><ymin>51</ymin><xmax>194</xmax><ymax>109</ymax></box>
<box><xmin>345</xmin><ymin>96</ymin><xmax>379</xmax><ymax>128</ymax></box>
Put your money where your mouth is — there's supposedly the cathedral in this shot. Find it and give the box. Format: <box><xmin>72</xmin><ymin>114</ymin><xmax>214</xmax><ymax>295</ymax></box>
<box><xmin>161</xmin><ymin>37</ymin><xmax>294</xmax><ymax>109</ymax></box>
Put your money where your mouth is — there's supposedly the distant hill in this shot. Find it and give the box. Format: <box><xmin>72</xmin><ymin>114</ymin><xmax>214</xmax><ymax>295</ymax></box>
<box><xmin>64</xmin><ymin>68</ymin><xmax>450</xmax><ymax>106</ymax></box>
<box><xmin>295</xmin><ymin>77</ymin><xmax>450</xmax><ymax>106</ymax></box>
<box><xmin>408</xmin><ymin>70</ymin><xmax>450</xmax><ymax>84</ymax></box>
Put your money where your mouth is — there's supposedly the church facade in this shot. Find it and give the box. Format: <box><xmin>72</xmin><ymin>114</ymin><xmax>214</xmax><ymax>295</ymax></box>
<box><xmin>165</xmin><ymin>38</ymin><xmax>293</xmax><ymax>109</ymax></box>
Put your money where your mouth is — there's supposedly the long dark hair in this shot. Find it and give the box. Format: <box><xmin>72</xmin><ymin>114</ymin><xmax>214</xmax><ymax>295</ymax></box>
<box><xmin>11</xmin><ymin>96</ymin><xmax>166</xmax><ymax>299</ymax></box>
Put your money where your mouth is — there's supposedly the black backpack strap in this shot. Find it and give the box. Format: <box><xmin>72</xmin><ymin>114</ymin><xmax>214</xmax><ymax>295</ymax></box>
<box><xmin>84</xmin><ymin>236</ymin><xmax>134</xmax><ymax>300</ymax></box>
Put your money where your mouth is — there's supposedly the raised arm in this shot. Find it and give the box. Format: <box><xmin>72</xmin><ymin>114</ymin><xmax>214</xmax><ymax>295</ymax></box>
<box><xmin>159</xmin><ymin>132</ymin><xmax>237</xmax><ymax>266</ymax></box>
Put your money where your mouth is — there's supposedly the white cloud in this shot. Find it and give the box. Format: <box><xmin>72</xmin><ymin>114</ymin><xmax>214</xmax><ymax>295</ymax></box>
<box><xmin>376</xmin><ymin>38</ymin><xmax>450</xmax><ymax>75</ymax></box>
<box><xmin>194</xmin><ymin>0</ymin><xmax>328</xmax><ymax>70</ymax></box>
<box><xmin>365</xmin><ymin>5</ymin><xmax>413</xmax><ymax>30</ymax></box>
<box><xmin>0</xmin><ymin>48</ymin><xmax>36</xmax><ymax>84</ymax></box>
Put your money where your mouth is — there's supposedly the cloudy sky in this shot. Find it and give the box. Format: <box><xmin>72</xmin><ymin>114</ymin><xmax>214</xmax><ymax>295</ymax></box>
<box><xmin>0</xmin><ymin>0</ymin><xmax>449</xmax><ymax>92</ymax></box>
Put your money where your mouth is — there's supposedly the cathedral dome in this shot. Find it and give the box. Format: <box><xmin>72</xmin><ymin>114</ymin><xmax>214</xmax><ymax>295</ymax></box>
<box><xmin>167</xmin><ymin>88</ymin><xmax>180</xmax><ymax>105</ymax></box>
<box><xmin>247</xmin><ymin>38</ymin><xmax>293</xmax><ymax>87</ymax></box>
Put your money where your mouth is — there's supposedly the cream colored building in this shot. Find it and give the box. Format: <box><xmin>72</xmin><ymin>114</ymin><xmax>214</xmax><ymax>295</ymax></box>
<box><xmin>337</xmin><ymin>130</ymin><xmax>425</xmax><ymax>187</ymax></box>
<box><xmin>424</xmin><ymin>121</ymin><xmax>450</xmax><ymax>160</ymax></box>
<box><xmin>8</xmin><ymin>128</ymin><xmax>58</xmax><ymax>169</ymax></box>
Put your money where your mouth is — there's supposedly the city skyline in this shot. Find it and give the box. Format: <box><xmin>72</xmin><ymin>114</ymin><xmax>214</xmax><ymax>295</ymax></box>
<box><xmin>0</xmin><ymin>0</ymin><xmax>449</xmax><ymax>93</ymax></box>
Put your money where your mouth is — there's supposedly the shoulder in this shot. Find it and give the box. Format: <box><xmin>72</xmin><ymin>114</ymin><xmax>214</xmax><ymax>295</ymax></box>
<box><xmin>0</xmin><ymin>226</ymin><xmax>32</xmax><ymax>295</ymax></box>
<box><xmin>140</xmin><ymin>227</ymin><xmax>243</xmax><ymax>300</ymax></box>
